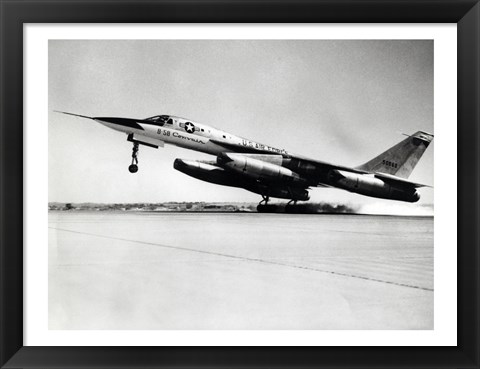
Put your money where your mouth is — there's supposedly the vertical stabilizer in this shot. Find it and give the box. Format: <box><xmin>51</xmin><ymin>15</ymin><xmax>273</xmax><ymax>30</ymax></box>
<box><xmin>355</xmin><ymin>131</ymin><xmax>433</xmax><ymax>179</ymax></box>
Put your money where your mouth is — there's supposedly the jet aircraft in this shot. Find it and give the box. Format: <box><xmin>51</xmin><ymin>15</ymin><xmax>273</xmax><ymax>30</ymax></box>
<box><xmin>56</xmin><ymin>111</ymin><xmax>433</xmax><ymax>211</ymax></box>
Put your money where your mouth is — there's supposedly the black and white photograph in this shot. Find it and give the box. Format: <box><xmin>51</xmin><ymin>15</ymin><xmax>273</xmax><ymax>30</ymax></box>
<box><xmin>48</xmin><ymin>39</ymin><xmax>434</xmax><ymax>330</ymax></box>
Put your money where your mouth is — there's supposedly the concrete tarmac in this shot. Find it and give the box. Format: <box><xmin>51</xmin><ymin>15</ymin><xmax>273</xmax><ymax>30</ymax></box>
<box><xmin>49</xmin><ymin>212</ymin><xmax>433</xmax><ymax>330</ymax></box>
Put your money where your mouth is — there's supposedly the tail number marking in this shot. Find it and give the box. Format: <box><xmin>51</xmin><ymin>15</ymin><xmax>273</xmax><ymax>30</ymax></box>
<box><xmin>382</xmin><ymin>159</ymin><xmax>398</xmax><ymax>168</ymax></box>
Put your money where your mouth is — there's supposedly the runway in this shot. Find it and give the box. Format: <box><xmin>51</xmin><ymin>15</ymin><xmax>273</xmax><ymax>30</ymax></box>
<box><xmin>49</xmin><ymin>211</ymin><xmax>433</xmax><ymax>330</ymax></box>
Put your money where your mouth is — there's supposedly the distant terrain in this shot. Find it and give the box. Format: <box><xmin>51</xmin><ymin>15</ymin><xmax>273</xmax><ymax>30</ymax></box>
<box><xmin>48</xmin><ymin>202</ymin><xmax>257</xmax><ymax>212</ymax></box>
<box><xmin>48</xmin><ymin>201</ymin><xmax>433</xmax><ymax>215</ymax></box>
<box><xmin>47</xmin><ymin>201</ymin><xmax>358</xmax><ymax>214</ymax></box>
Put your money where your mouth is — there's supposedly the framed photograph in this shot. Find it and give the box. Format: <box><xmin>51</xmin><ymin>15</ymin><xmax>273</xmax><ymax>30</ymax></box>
<box><xmin>1</xmin><ymin>0</ymin><xmax>479</xmax><ymax>368</ymax></box>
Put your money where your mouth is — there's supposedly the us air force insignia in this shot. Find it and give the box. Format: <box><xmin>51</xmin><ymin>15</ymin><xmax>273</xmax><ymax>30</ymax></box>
<box><xmin>184</xmin><ymin>122</ymin><xmax>195</xmax><ymax>134</ymax></box>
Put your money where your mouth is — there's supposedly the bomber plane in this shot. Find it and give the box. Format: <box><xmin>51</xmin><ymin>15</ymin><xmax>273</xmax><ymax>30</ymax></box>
<box><xmin>56</xmin><ymin>111</ymin><xmax>433</xmax><ymax>212</ymax></box>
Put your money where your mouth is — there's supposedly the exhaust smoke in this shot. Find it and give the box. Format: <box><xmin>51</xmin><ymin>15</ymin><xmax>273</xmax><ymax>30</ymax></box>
<box><xmin>257</xmin><ymin>202</ymin><xmax>360</xmax><ymax>214</ymax></box>
<box><xmin>285</xmin><ymin>202</ymin><xmax>360</xmax><ymax>214</ymax></box>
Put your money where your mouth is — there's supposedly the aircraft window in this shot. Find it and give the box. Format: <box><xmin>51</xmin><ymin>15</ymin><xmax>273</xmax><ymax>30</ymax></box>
<box><xmin>144</xmin><ymin>115</ymin><xmax>169</xmax><ymax>126</ymax></box>
<box><xmin>145</xmin><ymin>115</ymin><xmax>159</xmax><ymax>121</ymax></box>
<box><xmin>167</xmin><ymin>119</ymin><xmax>173</xmax><ymax>124</ymax></box>
<box><xmin>201</xmin><ymin>129</ymin><xmax>204</xmax><ymax>132</ymax></box>
<box><xmin>223</xmin><ymin>135</ymin><xmax>226</xmax><ymax>138</ymax></box>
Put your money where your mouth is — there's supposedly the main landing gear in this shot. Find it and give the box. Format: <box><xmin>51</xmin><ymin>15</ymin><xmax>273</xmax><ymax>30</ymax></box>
<box><xmin>259</xmin><ymin>195</ymin><xmax>270</xmax><ymax>206</ymax></box>
<box><xmin>257</xmin><ymin>197</ymin><xmax>307</xmax><ymax>213</ymax></box>
<box><xmin>285</xmin><ymin>199</ymin><xmax>299</xmax><ymax>213</ymax></box>
<box><xmin>128</xmin><ymin>142</ymin><xmax>139</xmax><ymax>173</ymax></box>
<box><xmin>257</xmin><ymin>195</ymin><xmax>278</xmax><ymax>213</ymax></box>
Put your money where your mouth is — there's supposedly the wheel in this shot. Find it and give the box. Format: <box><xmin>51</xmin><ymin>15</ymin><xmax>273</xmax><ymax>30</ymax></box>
<box><xmin>285</xmin><ymin>204</ymin><xmax>301</xmax><ymax>213</ymax></box>
<box><xmin>257</xmin><ymin>204</ymin><xmax>281</xmax><ymax>213</ymax></box>
<box><xmin>285</xmin><ymin>204</ymin><xmax>310</xmax><ymax>214</ymax></box>
<box><xmin>128</xmin><ymin>164</ymin><xmax>138</xmax><ymax>173</ymax></box>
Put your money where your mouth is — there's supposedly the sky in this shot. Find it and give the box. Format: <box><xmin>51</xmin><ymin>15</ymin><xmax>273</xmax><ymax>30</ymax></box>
<box><xmin>49</xmin><ymin>40</ymin><xmax>433</xmax><ymax>211</ymax></box>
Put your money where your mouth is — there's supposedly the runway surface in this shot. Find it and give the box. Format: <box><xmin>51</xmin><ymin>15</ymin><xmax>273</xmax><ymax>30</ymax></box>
<box><xmin>49</xmin><ymin>211</ymin><xmax>433</xmax><ymax>330</ymax></box>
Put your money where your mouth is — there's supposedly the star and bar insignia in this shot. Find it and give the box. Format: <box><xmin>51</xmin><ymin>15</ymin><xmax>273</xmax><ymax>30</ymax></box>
<box><xmin>184</xmin><ymin>122</ymin><xmax>195</xmax><ymax>133</ymax></box>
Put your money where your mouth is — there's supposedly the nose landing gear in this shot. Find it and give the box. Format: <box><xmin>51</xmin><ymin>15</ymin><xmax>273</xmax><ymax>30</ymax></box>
<box><xmin>128</xmin><ymin>142</ymin><xmax>139</xmax><ymax>173</ymax></box>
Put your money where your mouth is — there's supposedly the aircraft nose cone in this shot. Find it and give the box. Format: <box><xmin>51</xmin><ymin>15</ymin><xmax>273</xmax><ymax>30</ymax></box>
<box><xmin>93</xmin><ymin>117</ymin><xmax>144</xmax><ymax>131</ymax></box>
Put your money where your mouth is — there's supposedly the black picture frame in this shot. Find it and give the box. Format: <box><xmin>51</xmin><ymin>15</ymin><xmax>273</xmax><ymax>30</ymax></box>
<box><xmin>1</xmin><ymin>1</ymin><xmax>478</xmax><ymax>368</ymax></box>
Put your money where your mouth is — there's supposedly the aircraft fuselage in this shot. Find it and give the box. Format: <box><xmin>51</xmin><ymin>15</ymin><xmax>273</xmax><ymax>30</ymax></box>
<box><xmin>96</xmin><ymin>115</ymin><xmax>289</xmax><ymax>157</ymax></box>
<box><xmin>58</xmin><ymin>111</ymin><xmax>433</xmax><ymax>204</ymax></box>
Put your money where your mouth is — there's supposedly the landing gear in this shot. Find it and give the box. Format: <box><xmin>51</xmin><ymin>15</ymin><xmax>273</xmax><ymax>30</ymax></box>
<box><xmin>256</xmin><ymin>197</ymin><xmax>309</xmax><ymax>213</ymax></box>
<box><xmin>285</xmin><ymin>200</ymin><xmax>303</xmax><ymax>213</ymax></box>
<box><xmin>285</xmin><ymin>200</ymin><xmax>311</xmax><ymax>213</ymax></box>
<box><xmin>257</xmin><ymin>195</ymin><xmax>277</xmax><ymax>213</ymax></box>
<box><xmin>259</xmin><ymin>195</ymin><xmax>270</xmax><ymax>206</ymax></box>
<box><xmin>285</xmin><ymin>199</ymin><xmax>298</xmax><ymax>212</ymax></box>
<box><xmin>128</xmin><ymin>142</ymin><xmax>139</xmax><ymax>173</ymax></box>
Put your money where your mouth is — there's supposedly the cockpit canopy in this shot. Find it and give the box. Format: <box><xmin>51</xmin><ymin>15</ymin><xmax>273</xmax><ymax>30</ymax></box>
<box><xmin>144</xmin><ymin>115</ymin><xmax>173</xmax><ymax>126</ymax></box>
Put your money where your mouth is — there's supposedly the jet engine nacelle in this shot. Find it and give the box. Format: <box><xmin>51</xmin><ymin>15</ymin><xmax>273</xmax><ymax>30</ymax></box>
<box><xmin>329</xmin><ymin>170</ymin><xmax>420</xmax><ymax>202</ymax></box>
<box><xmin>173</xmin><ymin>159</ymin><xmax>239</xmax><ymax>187</ymax></box>
<box><xmin>174</xmin><ymin>158</ymin><xmax>309</xmax><ymax>200</ymax></box>
<box><xmin>217</xmin><ymin>153</ymin><xmax>307</xmax><ymax>185</ymax></box>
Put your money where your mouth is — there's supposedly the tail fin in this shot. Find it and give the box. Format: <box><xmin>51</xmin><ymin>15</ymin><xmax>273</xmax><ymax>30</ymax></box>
<box><xmin>355</xmin><ymin>131</ymin><xmax>434</xmax><ymax>179</ymax></box>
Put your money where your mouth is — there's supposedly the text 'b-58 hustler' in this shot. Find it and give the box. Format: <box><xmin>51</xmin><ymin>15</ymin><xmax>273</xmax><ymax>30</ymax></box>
<box><xmin>57</xmin><ymin>111</ymin><xmax>433</xmax><ymax>211</ymax></box>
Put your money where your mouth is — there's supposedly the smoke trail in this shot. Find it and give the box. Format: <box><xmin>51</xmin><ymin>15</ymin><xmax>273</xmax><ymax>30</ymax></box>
<box><xmin>258</xmin><ymin>202</ymin><xmax>360</xmax><ymax>214</ymax></box>
<box><xmin>286</xmin><ymin>202</ymin><xmax>360</xmax><ymax>214</ymax></box>
<box><xmin>359</xmin><ymin>203</ymin><xmax>434</xmax><ymax>216</ymax></box>
<box><xmin>258</xmin><ymin>202</ymin><xmax>433</xmax><ymax>215</ymax></box>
